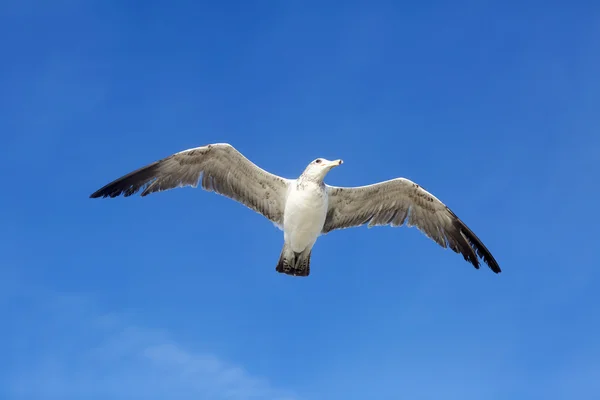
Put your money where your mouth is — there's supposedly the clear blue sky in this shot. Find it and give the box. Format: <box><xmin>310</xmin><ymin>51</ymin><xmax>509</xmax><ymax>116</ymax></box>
<box><xmin>1</xmin><ymin>1</ymin><xmax>599</xmax><ymax>399</ymax></box>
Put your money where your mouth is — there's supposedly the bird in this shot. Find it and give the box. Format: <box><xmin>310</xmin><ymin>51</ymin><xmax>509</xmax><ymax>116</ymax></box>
<box><xmin>90</xmin><ymin>143</ymin><xmax>500</xmax><ymax>277</ymax></box>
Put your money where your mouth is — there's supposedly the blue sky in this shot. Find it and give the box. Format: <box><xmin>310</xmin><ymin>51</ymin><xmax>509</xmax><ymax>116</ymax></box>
<box><xmin>1</xmin><ymin>0</ymin><xmax>599</xmax><ymax>399</ymax></box>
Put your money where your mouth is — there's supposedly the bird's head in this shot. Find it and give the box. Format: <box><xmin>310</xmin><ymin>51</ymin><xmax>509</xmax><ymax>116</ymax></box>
<box><xmin>301</xmin><ymin>158</ymin><xmax>343</xmax><ymax>182</ymax></box>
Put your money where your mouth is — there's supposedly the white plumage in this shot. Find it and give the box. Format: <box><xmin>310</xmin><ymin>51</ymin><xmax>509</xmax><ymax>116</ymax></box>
<box><xmin>284</xmin><ymin>179</ymin><xmax>330</xmax><ymax>253</ymax></box>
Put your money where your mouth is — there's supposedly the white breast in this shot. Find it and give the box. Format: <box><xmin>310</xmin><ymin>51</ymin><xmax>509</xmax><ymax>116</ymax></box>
<box><xmin>283</xmin><ymin>183</ymin><xmax>328</xmax><ymax>253</ymax></box>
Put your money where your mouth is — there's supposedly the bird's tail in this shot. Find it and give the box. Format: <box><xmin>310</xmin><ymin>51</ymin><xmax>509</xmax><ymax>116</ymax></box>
<box><xmin>276</xmin><ymin>243</ymin><xmax>311</xmax><ymax>277</ymax></box>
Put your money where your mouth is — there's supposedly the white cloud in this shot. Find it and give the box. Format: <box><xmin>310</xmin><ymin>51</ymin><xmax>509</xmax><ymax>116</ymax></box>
<box><xmin>5</xmin><ymin>296</ymin><xmax>299</xmax><ymax>400</ymax></box>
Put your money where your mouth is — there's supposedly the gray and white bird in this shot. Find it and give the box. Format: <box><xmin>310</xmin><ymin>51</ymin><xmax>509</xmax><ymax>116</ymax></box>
<box><xmin>90</xmin><ymin>143</ymin><xmax>500</xmax><ymax>276</ymax></box>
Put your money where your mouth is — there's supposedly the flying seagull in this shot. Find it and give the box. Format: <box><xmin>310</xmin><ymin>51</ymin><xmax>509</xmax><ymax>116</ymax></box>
<box><xmin>90</xmin><ymin>143</ymin><xmax>500</xmax><ymax>276</ymax></box>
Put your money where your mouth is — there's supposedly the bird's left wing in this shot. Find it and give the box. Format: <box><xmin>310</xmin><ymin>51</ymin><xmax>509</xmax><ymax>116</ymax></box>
<box><xmin>90</xmin><ymin>143</ymin><xmax>292</xmax><ymax>227</ymax></box>
<box><xmin>323</xmin><ymin>178</ymin><xmax>500</xmax><ymax>273</ymax></box>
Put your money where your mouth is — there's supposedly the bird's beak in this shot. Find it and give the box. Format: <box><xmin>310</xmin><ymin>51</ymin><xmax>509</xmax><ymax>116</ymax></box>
<box><xmin>329</xmin><ymin>159</ymin><xmax>343</xmax><ymax>168</ymax></box>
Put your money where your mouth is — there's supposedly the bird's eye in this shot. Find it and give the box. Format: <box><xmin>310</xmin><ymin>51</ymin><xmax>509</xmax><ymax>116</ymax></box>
<box><xmin>315</xmin><ymin>159</ymin><xmax>322</xmax><ymax>164</ymax></box>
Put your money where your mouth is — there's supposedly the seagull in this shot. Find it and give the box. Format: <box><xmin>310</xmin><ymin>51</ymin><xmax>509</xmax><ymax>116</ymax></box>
<box><xmin>90</xmin><ymin>143</ymin><xmax>500</xmax><ymax>277</ymax></box>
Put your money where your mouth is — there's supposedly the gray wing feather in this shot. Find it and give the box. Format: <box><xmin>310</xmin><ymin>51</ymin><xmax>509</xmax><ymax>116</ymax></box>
<box><xmin>323</xmin><ymin>178</ymin><xmax>500</xmax><ymax>273</ymax></box>
<box><xmin>90</xmin><ymin>143</ymin><xmax>291</xmax><ymax>226</ymax></box>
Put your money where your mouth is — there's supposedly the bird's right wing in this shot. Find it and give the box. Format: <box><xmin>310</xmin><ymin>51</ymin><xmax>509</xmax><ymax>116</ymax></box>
<box><xmin>323</xmin><ymin>177</ymin><xmax>500</xmax><ymax>273</ymax></box>
<box><xmin>90</xmin><ymin>143</ymin><xmax>292</xmax><ymax>227</ymax></box>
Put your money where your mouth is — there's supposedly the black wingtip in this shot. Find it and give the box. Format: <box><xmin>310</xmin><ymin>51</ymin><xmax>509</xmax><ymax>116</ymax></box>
<box><xmin>446</xmin><ymin>208</ymin><xmax>501</xmax><ymax>274</ymax></box>
<box><xmin>89</xmin><ymin>187</ymin><xmax>121</xmax><ymax>199</ymax></box>
<box><xmin>489</xmin><ymin>255</ymin><xmax>502</xmax><ymax>273</ymax></box>
<box><xmin>463</xmin><ymin>227</ymin><xmax>501</xmax><ymax>274</ymax></box>
<box><xmin>88</xmin><ymin>160</ymin><xmax>164</xmax><ymax>200</ymax></box>
<box><xmin>490</xmin><ymin>261</ymin><xmax>502</xmax><ymax>274</ymax></box>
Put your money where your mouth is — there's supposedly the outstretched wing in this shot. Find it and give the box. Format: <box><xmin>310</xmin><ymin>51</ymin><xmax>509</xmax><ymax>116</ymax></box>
<box><xmin>90</xmin><ymin>143</ymin><xmax>291</xmax><ymax>226</ymax></box>
<box><xmin>323</xmin><ymin>178</ymin><xmax>500</xmax><ymax>273</ymax></box>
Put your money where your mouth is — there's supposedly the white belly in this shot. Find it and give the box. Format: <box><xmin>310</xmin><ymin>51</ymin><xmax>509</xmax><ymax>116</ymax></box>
<box><xmin>283</xmin><ymin>183</ymin><xmax>328</xmax><ymax>253</ymax></box>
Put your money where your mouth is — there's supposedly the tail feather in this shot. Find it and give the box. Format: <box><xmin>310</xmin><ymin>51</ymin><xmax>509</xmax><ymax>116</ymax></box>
<box><xmin>276</xmin><ymin>244</ymin><xmax>311</xmax><ymax>277</ymax></box>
